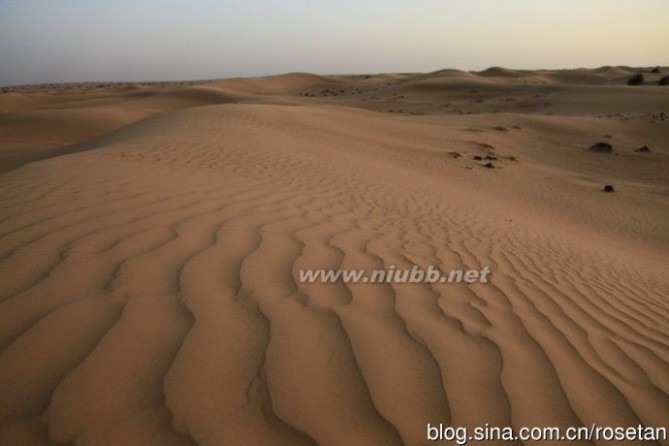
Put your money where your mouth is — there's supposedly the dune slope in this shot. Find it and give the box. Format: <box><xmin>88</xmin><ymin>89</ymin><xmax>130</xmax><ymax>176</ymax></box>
<box><xmin>0</xmin><ymin>69</ymin><xmax>668</xmax><ymax>445</ymax></box>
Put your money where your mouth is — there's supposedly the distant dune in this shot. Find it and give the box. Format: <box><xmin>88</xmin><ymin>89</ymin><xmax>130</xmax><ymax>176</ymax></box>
<box><xmin>1</xmin><ymin>67</ymin><xmax>668</xmax><ymax>445</ymax></box>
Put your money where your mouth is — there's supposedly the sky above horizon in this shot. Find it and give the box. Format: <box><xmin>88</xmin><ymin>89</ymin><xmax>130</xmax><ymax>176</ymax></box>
<box><xmin>1</xmin><ymin>0</ymin><xmax>668</xmax><ymax>86</ymax></box>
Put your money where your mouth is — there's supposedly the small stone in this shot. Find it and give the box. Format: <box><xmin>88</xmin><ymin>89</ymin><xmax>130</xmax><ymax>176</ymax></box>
<box><xmin>603</xmin><ymin>185</ymin><xmax>615</xmax><ymax>192</ymax></box>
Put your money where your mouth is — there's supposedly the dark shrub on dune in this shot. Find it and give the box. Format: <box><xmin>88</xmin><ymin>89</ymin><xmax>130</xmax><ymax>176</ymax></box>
<box><xmin>627</xmin><ymin>73</ymin><xmax>644</xmax><ymax>85</ymax></box>
<box><xmin>589</xmin><ymin>142</ymin><xmax>613</xmax><ymax>153</ymax></box>
<box><xmin>659</xmin><ymin>76</ymin><xmax>669</xmax><ymax>86</ymax></box>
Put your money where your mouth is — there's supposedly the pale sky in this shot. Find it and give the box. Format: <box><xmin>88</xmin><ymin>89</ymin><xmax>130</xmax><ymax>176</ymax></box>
<box><xmin>1</xmin><ymin>0</ymin><xmax>668</xmax><ymax>86</ymax></box>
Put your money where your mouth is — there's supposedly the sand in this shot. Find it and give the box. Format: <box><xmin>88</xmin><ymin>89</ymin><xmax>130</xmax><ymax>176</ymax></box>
<box><xmin>0</xmin><ymin>67</ymin><xmax>668</xmax><ymax>445</ymax></box>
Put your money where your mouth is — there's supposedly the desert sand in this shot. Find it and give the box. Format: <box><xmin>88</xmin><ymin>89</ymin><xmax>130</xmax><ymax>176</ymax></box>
<box><xmin>0</xmin><ymin>67</ymin><xmax>668</xmax><ymax>445</ymax></box>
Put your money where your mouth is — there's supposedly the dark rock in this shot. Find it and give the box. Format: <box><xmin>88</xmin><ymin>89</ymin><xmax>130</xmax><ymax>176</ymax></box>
<box><xmin>635</xmin><ymin>146</ymin><xmax>651</xmax><ymax>153</ymax></box>
<box><xmin>651</xmin><ymin>67</ymin><xmax>661</xmax><ymax>74</ymax></box>
<box><xmin>603</xmin><ymin>185</ymin><xmax>615</xmax><ymax>192</ymax></box>
<box><xmin>448</xmin><ymin>151</ymin><xmax>462</xmax><ymax>159</ymax></box>
<box><xmin>484</xmin><ymin>155</ymin><xmax>497</xmax><ymax>160</ymax></box>
<box><xmin>484</xmin><ymin>162</ymin><xmax>495</xmax><ymax>169</ymax></box>
<box><xmin>660</xmin><ymin>76</ymin><xmax>669</xmax><ymax>86</ymax></box>
<box><xmin>473</xmin><ymin>156</ymin><xmax>483</xmax><ymax>161</ymax></box>
<box><xmin>589</xmin><ymin>142</ymin><xmax>613</xmax><ymax>153</ymax></box>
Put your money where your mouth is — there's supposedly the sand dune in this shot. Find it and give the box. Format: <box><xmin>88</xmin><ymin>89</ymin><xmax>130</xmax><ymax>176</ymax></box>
<box><xmin>0</xmin><ymin>68</ymin><xmax>668</xmax><ymax>445</ymax></box>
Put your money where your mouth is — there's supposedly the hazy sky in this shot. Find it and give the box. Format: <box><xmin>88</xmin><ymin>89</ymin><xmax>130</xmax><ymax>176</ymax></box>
<box><xmin>1</xmin><ymin>0</ymin><xmax>668</xmax><ymax>86</ymax></box>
